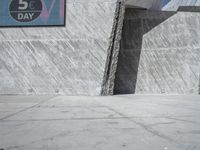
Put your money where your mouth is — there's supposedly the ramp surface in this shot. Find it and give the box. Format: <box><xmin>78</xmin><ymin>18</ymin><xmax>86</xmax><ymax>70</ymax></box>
<box><xmin>0</xmin><ymin>95</ymin><xmax>200</xmax><ymax>150</ymax></box>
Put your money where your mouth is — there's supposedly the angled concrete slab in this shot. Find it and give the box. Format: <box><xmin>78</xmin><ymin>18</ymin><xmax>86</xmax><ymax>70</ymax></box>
<box><xmin>0</xmin><ymin>0</ymin><xmax>165</xmax><ymax>96</ymax></box>
<box><xmin>0</xmin><ymin>0</ymin><xmax>125</xmax><ymax>96</ymax></box>
<box><xmin>114</xmin><ymin>8</ymin><xmax>200</xmax><ymax>94</ymax></box>
<box><xmin>3</xmin><ymin>0</ymin><xmax>199</xmax><ymax>95</ymax></box>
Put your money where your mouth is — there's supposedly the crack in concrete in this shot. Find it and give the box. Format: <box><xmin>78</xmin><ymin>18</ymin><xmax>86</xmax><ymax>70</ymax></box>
<box><xmin>5</xmin><ymin>131</ymin><xmax>71</xmax><ymax>150</ymax></box>
<box><xmin>0</xmin><ymin>97</ymin><xmax>56</xmax><ymax>121</ymax></box>
<box><xmin>1</xmin><ymin>115</ymin><xmax>196</xmax><ymax>122</ymax></box>
<box><xmin>148</xmin><ymin>121</ymin><xmax>176</xmax><ymax>127</ymax></box>
<box><xmin>103</xmin><ymin>105</ymin><xmax>176</xmax><ymax>143</ymax></box>
<box><xmin>165</xmin><ymin>116</ymin><xmax>200</xmax><ymax>125</ymax></box>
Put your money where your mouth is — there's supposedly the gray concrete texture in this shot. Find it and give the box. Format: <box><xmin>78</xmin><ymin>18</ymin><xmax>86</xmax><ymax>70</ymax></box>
<box><xmin>1</xmin><ymin>0</ymin><xmax>200</xmax><ymax>95</ymax></box>
<box><xmin>0</xmin><ymin>0</ymin><xmax>166</xmax><ymax>96</ymax></box>
<box><xmin>114</xmin><ymin>8</ymin><xmax>200</xmax><ymax>94</ymax></box>
<box><xmin>0</xmin><ymin>95</ymin><xmax>200</xmax><ymax>150</ymax></box>
<box><xmin>0</xmin><ymin>0</ymin><xmax>121</xmax><ymax>95</ymax></box>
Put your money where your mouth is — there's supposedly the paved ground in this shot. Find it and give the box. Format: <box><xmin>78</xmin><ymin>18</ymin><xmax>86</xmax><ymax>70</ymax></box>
<box><xmin>0</xmin><ymin>95</ymin><xmax>200</xmax><ymax>150</ymax></box>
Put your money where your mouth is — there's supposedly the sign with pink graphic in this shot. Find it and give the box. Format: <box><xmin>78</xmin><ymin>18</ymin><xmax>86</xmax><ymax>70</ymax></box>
<box><xmin>0</xmin><ymin>0</ymin><xmax>66</xmax><ymax>27</ymax></box>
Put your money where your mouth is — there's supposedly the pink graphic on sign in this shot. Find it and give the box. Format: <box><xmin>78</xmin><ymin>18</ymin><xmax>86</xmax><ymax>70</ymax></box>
<box><xmin>40</xmin><ymin>0</ymin><xmax>65</xmax><ymax>21</ymax></box>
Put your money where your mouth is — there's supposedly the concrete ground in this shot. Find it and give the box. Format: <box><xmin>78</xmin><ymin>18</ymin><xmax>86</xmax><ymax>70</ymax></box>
<box><xmin>0</xmin><ymin>95</ymin><xmax>200</xmax><ymax>150</ymax></box>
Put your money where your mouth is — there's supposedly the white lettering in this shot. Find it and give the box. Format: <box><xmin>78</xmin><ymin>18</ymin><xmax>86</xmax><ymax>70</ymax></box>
<box><xmin>17</xmin><ymin>13</ymin><xmax>35</xmax><ymax>20</ymax></box>
<box><xmin>24</xmin><ymin>13</ymin><xmax>29</xmax><ymax>19</ymax></box>
<box><xmin>18</xmin><ymin>13</ymin><xmax>24</xmax><ymax>20</ymax></box>
<box><xmin>29</xmin><ymin>13</ymin><xmax>34</xmax><ymax>19</ymax></box>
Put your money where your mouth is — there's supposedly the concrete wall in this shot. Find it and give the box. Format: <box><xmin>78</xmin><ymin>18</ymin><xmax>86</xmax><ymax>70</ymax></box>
<box><xmin>3</xmin><ymin>0</ymin><xmax>198</xmax><ymax>95</ymax></box>
<box><xmin>0</xmin><ymin>0</ymin><xmax>165</xmax><ymax>95</ymax></box>
<box><xmin>0</xmin><ymin>0</ymin><xmax>119</xmax><ymax>95</ymax></box>
<box><xmin>114</xmin><ymin>9</ymin><xmax>200</xmax><ymax>94</ymax></box>
<box><xmin>101</xmin><ymin>0</ymin><xmax>163</xmax><ymax>95</ymax></box>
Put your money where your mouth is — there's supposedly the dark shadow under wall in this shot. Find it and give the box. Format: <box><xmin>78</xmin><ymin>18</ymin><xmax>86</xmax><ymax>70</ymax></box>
<box><xmin>114</xmin><ymin>8</ymin><xmax>176</xmax><ymax>94</ymax></box>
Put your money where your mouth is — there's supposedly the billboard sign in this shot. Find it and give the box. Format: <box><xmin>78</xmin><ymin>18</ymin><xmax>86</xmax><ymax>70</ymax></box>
<box><xmin>0</xmin><ymin>0</ymin><xmax>66</xmax><ymax>27</ymax></box>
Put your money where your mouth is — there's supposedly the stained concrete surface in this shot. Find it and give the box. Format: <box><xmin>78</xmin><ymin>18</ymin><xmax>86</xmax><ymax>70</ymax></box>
<box><xmin>0</xmin><ymin>95</ymin><xmax>200</xmax><ymax>150</ymax></box>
